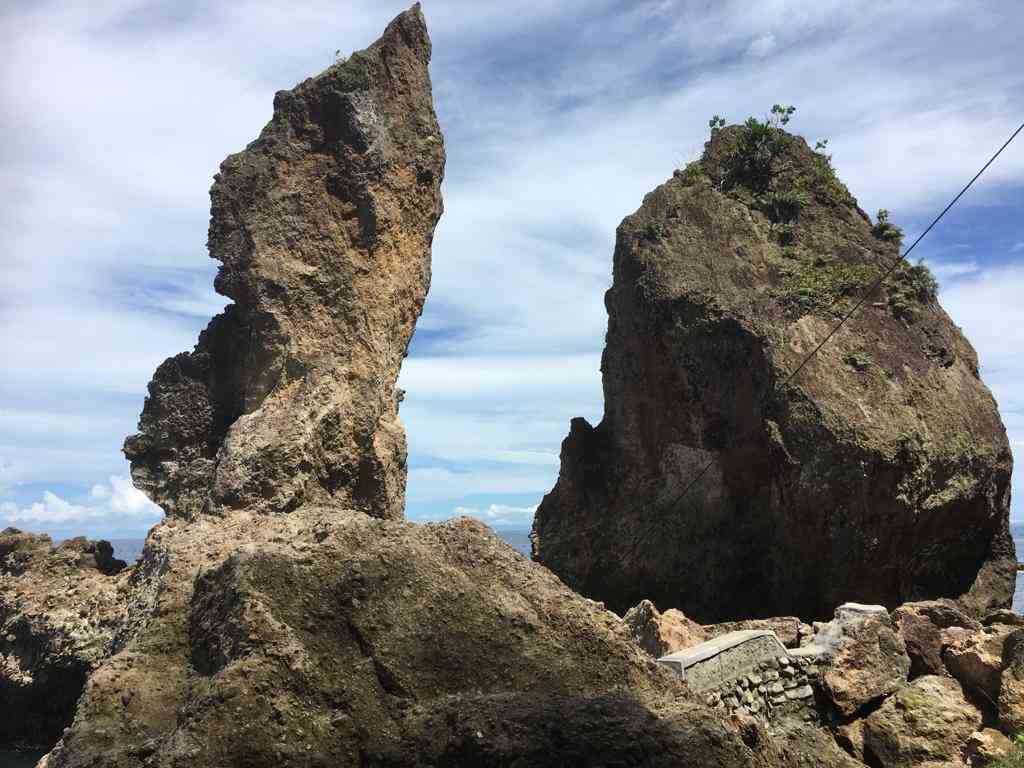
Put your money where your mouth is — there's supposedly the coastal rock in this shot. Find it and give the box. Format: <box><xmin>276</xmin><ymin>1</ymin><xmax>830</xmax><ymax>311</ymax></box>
<box><xmin>531</xmin><ymin>118</ymin><xmax>1015</xmax><ymax>621</ymax></box>
<box><xmin>965</xmin><ymin>728</ymin><xmax>1013</xmax><ymax>767</ymax></box>
<box><xmin>892</xmin><ymin>599</ymin><xmax>979</xmax><ymax>678</ymax></box>
<box><xmin>41</xmin><ymin>512</ymin><xmax>772</xmax><ymax>767</ymax></box>
<box><xmin>861</xmin><ymin>675</ymin><xmax>982</xmax><ymax>768</ymax></box>
<box><xmin>815</xmin><ymin>604</ymin><xmax>910</xmax><ymax>716</ymax></box>
<box><xmin>944</xmin><ymin>623</ymin><xmax>1015</xmax><ymax>710</ymax></box>
<box><xmin>622</xmin><ymin>599</ymin><xmax>707</xmax><ymax>656</ymax></box>
<box><xmin>0</xmin><ymin>529</ymin><xmax>127</xmax><ymax>749</ymax></box>
<box><xmin>999</xmin><ymin>629</ymin><xmax>1024</xmax><ymax>734</ymax></box>
<box><xmin>704</xmin><ymin>616</ymin><xmax>809</xmax><ymax>649</ymax></box>
<box><xmin>122</xmin><ymin>1</ymin><xmax>445</xmax><ymax>522</ymax></box>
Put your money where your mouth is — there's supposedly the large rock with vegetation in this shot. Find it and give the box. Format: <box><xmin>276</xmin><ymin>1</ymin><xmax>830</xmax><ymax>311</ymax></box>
<box><xmin>0</xmin><ymin>529</ymin><xmax>127</xmax><ymax>749</ymax></box>
<box><xmin>531</xmin><ymin>109</ymin><xmax>1015</xmax><ymax>621</ymax></box>
<box><xmin>123</xmin><ymin>1</ymin><xmax>445</xmax><ymax>522</ymax></box>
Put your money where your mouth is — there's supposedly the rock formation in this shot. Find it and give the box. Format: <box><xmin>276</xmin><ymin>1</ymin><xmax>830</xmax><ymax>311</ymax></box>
<box><xmin>623</xmin><ymin>598</ymin><xmax>809</xmax><ymax>657</ymax></box>
<box><xmin>0</xmin><ymin>529</ymin><xmax>127</xmax><ymax>749</ymax></box>
<box><xmin>41</xmin><ymin>514</ymin><xmax>773</xmax><ymax>767</ymax></box>
<box><xmin>861</xmin><ymin>675</ymin><xmax>983</xmax><ymax>767</ymax></box>
<box><xmin>23</xmin><ymin>10</ymin><xmax>794</xmax><ymax>768</ymax></box>
<box><xmin>532</xmin><ymin>117</ymin><xmax>1015</xmax><ymax>621</ymax></box>
<box><xmin>123</xmin><ymin>1</ymin><xmax>445</xmax><ymax>522</ymax></box>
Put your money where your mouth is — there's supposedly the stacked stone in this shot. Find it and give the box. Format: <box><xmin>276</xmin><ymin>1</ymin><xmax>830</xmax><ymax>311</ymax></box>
<box><xmin>704</xmin><ymin>653</ymin><xmax>820</xmax><ymax>722</ymax></box>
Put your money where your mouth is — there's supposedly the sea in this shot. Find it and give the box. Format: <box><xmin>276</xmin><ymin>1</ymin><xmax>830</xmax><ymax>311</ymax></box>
<box><xmin>98</xmin><ymin>527</ymin><xmax>1024</xmax><ymax>612</ymax></box>
<box><xmin>0</xmin><ymin>524</ymin><xmax>1017</xmax><ymax>766</ymax></box>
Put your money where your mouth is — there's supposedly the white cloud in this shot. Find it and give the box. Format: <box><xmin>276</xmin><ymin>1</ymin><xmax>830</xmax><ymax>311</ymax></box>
<box><xmin>452</xmin><ymin>503</ymin><xmax>538</xmax><ymax>527</ymax></box>
<box><xmin>3</xmin><ymin>476</ymin><xmax>162</xmax><ymax>526</ymax></box>
<box><xmin>929</xmin><ymin>259</ymin><xmax>980</xmax><ymax>281</ymax></box>
<box><xmin>746</xmin><ymin>33</ymin><xmax>776</xmax><ymax>58</ymax></box>
<box><xmin>2</xmin><ymin>493</ymin><xmax>94</xmax><ymax>524</ymax></box>
<box><xmin>940</xmin><ymin>264</ymin><xmax>1024</xmax><ymax>520</ymax></box>
<box><xmin>1012</xmin><ymin>242</ymin><xmax>1024</xmax><ymax>253</ymax></box>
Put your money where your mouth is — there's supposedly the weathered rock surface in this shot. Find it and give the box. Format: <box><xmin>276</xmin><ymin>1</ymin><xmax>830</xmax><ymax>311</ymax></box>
<box><xmin>815</xmin><ymin>604</ymin><xmax>910</xmax><ymax>716</ymax></box>
<box><xmin>893</xmin><ymin>599</ymin><xmax>980</xmax><ymax>678</ymax></box>
<box><xmin>623</xmin><ymin>599</ymin><xmax>808</xmax><ymax>658</ymax></box>
<box><xmin>623</xmin><ymin>599</ymin><xmax>707</xmax><ymax>656</ymax></box>
<box><xmin>965</xmin><ymin>728</ymin><xmax>1013</xmax><ymax>767</ymax></box>
<box><xmin>944</xmin><ymin>622</ymin><xmax>1015</xmax><ymax>711</ymax></box>
<box><xmin>0</xmin><ymin>529</ymin><xmax>127</xmax><ymax>748</ymax></box>
<box><xmin>861</xmin><ymin>675</ymin><xmax>982</xmax><ymax>767</ymax></box>
<box><xmin>531</xmin><ymin>119</ymin><xmax>1015</xmax><ymax>621</ymax></box>
<box><xmin>999</xmin><ymin>629</ymin><xmax>1024</xmax><ymax>734</ymax></box>
<box><xmin>41</xmin><ymin>512</ymin><xmax>773</xmax><ymax>767</ymax></box>
<box><xmin>123</xmin><ymin>2</ymin><xmax>445</xmax><ymax>522</ymax></box>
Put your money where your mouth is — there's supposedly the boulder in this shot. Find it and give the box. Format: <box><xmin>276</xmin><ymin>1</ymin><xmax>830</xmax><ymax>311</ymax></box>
<box><xmin>861</xmin><ymin>675</ymin><xmax>983</xmax><ymax>768</ymax></box>
<box><xmin>984</xmin><ymin>609</ymin><xmax>1024</xmax><ymax>628</ymax></box>
<box><xmin>999</xmin><ymin>629</ymin><xmax>1024</xmax><ymax>734</ymax></box>
<box><xmin>815</xmin><ymin>604</ymin><xmax>910</xmax><ymax>716</ymax></box>
<box><xmin>531</xmin><ymin>116</ymin><xmax>1015</xmax><ymax>621</ymax></box>
<box><xmin>622</xmin><ymin>599</ymin><xmax>706</xmax><ymax>656</ymax></box>
<box><xmin>965</xmin><ymin>728</ymin><xmax>1014</xmax><ymax>767</ymax></box>
<box><xmin>122</xmin><ymin>0</ymin><xmax>446</xmax><ymax>523</ymax></box>
<box><xmin>40</xmin><ymin>512</ymin><xmax>773</xmax><ymax>767</ymax></box>
<box><xmin>892</xmin><ymin>599</ymin><xmax>980</xmax><ymax>678</ymax></box>
<box><xmin>944</xmin><ymin>623</ymin><xmax>1015</xmax><ymax>710</ymax></box>
<box><xmin>0</xmin><ymin>529</ymin><xmax>128</xmax><ymax>748</ymax></box>
<box><xmin>703</xmin><ymin>616</ymin><xmax>810</xmax><ymax>649</ymax></box>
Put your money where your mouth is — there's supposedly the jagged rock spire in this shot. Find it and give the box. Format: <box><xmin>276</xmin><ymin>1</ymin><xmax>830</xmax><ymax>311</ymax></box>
<box><xmin>124</xmin><ymin>5</ymin><xmax>444</xmax><ymax>521</ymax></box>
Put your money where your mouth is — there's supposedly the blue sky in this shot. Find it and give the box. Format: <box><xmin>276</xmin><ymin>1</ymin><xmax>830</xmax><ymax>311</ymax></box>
<box><xmin>1</xmin><ymin>0</ymin><xmax>1022</xmax><ymax>540</ymax></box>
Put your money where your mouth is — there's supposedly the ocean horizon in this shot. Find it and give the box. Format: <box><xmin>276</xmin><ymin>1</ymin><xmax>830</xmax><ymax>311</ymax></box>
<box><xmin>66</xmin><ymin>523</ymin><xmax>1024</xmax><ymax>614</ymax></box>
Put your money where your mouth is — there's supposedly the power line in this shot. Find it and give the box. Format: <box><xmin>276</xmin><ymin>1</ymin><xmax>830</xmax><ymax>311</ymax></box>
<box><xmin>664</xmin><ymin>120</ymin><xmax>1024</xmax><ymax>508</ymax></box>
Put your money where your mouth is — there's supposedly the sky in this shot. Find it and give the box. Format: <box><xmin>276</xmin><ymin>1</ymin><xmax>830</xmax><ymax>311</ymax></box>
<box><xmin>1</xmin><ymin>0</ymin><xmax>1022</xmax><ymax>542</ymax></box>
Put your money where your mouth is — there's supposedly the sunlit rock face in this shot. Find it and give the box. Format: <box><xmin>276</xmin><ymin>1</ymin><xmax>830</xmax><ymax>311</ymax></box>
<box><xmin>123</xmin><ymin>3</ymin><xmax>445</xmax><ymax>523</ymax></box>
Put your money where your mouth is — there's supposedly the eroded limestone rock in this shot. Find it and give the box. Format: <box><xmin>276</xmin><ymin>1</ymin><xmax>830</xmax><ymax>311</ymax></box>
<box><xmin>861</xmin><ymin>675</ymin><xmax>982</xmax><ymax>768</ymax></box>
<box><xmin>814</xmin><ymin>604</ymin><xmax>910</xmax><ymax>716</ymax></box>
<box><xmin>999</xmin><ymin>629</ymin><xmax>1024</xmax><ymax>734</ymax></box>
<box><xmin>622</xmin><ymin>599</ymin><xmax>707</xmax><ymax>656</ymax></box>
<box><xmin>531</xmin><ymin>120</ymin><xmax>1015</xmax><ymax>621</ymax></box>
<box><xmin>123</xmin><ymin>2</ymin><xmax>445</xmax><ymax>522</ymax></box>
<box><xmin>0</xmin><ymin>529</ymin><xmax>128</xmax><ymax>749</ymax></box>
<box><xmin>41</xmin><ymin>512</ymin><xmax>773</xmax><ymax>767</ymax></box>
<box><xmin>944</xmin><ymin>623</ymin><xmax>1015</xmax><ymax>711</ymax></box>
<box><xmin>893</xmin><ymin>599</ymin><xmax>980</xmax><ymax>678</ymax></box>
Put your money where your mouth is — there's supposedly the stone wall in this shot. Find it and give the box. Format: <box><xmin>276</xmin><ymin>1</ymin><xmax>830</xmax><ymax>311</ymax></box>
<box><xmin>703</xmin><ymin>652</ymin><xmax>819</xmax><ymax>723</ymax></box>
<box><xmin>658</xmin><ymin>630</ymin><xmax>823</xmax><ymax>725</ymax></box>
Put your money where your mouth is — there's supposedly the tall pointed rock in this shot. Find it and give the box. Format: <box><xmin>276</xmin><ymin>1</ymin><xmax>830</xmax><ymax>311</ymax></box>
<box><xmin>124</xmin><ymin>5</ymin><xmax>444</xmax><ymax>521</ymax></box>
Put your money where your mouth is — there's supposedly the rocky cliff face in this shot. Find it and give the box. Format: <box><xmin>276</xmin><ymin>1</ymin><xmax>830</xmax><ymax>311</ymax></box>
<box><xmin>0</xmin><ymin>529</ymin><xmax>127</xmax><ymax>749</ymax></box>
<box><xmin>532</xmin><ymin>119</ymin><xmax>1015</xmax><ymax>621</ymax></box>
<box><xmin>123</xmin><ymin>3</ymin><xmax>445</xmax><ymax>522</ymax></box>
